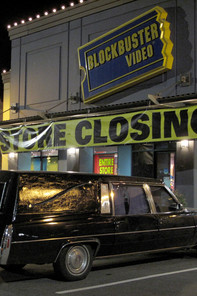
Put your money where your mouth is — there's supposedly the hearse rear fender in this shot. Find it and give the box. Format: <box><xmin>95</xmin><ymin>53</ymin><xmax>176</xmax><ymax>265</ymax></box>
<box><xmin>4</xmin><ymin>230</ymin><xmax>101</xmax><ymax>265</ymax></box>
<box><xmin>54</xmin><ymin>238</ymin><xmax>101</xmax><ymax>263</ymax></box>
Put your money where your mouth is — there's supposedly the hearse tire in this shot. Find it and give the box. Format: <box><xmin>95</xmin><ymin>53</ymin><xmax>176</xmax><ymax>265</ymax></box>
<box><xmin>54</xmin><ymin>244</ymin><xmax>93</xmax><ymax>281</ymax></box>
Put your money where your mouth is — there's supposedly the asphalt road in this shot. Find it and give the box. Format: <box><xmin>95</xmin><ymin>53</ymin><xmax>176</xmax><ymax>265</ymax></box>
<box><xmin>1</xmin><ymin>251</ymin><xmax>197</xmax><ymax>296</ymax></box>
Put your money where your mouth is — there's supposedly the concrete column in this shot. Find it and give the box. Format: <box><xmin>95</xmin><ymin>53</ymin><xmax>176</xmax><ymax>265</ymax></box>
<box><xmin>58</xmin><ymin>149</ymin><xmax>67</xmax><ymax>172</ymax></box>
<box><xmin>79</xmin><ymin>147</ymin><xmax>93</xmax><ymax>173</ymax></box>
<box><xmin>67</xmin><ymin>148</ymin><xmax>79</xmax><ymax>172</ymax></box>
<box><xmin>18</xmin><ymin>153</ymin><xmax>31</xmax><ymax>170</ymax></box>
<box><xmin>117</xmin><ymin>145</ymin><xmax>131</xmax><ymax>176</ymax></box>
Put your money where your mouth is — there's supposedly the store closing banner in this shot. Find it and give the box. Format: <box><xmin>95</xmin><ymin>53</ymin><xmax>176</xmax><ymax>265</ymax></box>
<box><xmin>0</xmin><ymin>105</ymin><xmax>197</xmax><ymax>153</ymax></box>
<box><xmin>78</xmin><ymin>6</ymin><xmax>173</xmax><ymax>103</ymax></box>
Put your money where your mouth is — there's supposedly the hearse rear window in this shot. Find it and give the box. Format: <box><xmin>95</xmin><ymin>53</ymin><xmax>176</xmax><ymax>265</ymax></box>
<box><xmin>113</xmin><ymin>184</ymin><xmax>150</xmax><ymax>215</ymax></box>
<box><xmin>18</xmin><ymin>174</ymin><xmax>98</xmax><ymax>214</ymax></box>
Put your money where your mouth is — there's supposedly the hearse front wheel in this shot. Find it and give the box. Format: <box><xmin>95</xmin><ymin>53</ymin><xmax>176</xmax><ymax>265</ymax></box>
<box><xmin>54</xmin><ymin>244</ymin><xmax>93</xmax><ymax>281</ymax></box>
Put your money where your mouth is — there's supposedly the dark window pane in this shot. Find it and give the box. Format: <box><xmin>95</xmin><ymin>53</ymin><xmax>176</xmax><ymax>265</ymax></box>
<box><xmin>132</xmin><ymin>150</ymin><xmax>154</xmax><ymax>178</ymax></box>
<box><xmin>113</xmin><ymin>184</ymin><xmax>150</xmax><ymax>215</ymax></box>
<box><xmin>150</xmin><ymin>186</ymin><xmax>176</xmax><ymax>212</ymax></box>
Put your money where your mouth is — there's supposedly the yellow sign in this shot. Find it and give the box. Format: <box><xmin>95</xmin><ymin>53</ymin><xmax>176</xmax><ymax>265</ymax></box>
<box><xmin>0</xmin><ymin>105</ymin><xmax>197</xmax><ymax>153</ymax></box>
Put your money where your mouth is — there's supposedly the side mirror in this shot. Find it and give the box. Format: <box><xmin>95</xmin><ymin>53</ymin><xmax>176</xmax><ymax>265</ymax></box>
<box><xmin>169</xmin><ymin>203</ymin><xmax>182</xmax><ymax>211</ymax></box>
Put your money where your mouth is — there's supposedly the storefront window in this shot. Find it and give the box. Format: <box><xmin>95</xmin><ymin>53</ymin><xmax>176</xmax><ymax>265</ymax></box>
<box><xmin>31</xmin><ymin>150</ymin><xmax>58</xmax><ymax>171</ymax></box>
<box><xmin>132</xmin><ymin>144</ymin><xmax>154</xmax><ymax>178</ymax></box>
<box><xmin>156</xmin><ymin>152</ymin><xmax>175</xmax><ymax>191</ymax></box>
<box><xmin>132</xmin><ymin>143</ymin><xmax>176</xmax><ymax>190</ymax></box>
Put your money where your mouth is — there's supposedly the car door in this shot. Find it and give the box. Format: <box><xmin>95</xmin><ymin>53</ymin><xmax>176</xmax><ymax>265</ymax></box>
<box><xmin>112</xmin><ymin>183</ymin><xmax>159</xmax><ymax>254</ymax></box>
<box><xmin>149</xmin><ymin>185</ymin><xmax>196</xmax><ymax>249</ymax></box>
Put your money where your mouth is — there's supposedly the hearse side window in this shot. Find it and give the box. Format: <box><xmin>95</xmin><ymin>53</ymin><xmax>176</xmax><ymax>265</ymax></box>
<box><xmin>18</xmin><ymin>174</ymin><xmax>98</xmax><ymax>214</ymax></box>
<box><xmin>0</xmin><ymin>182</ymin><xmax>6</xmax><ymax>210</ymax></box>
<box><xmin>150</xmin><ymin>186</ymin><xmax>177</xmax><ymax>212</ymax></box>
<box><xmin>113</xmin><ymin>184</ymin><xmax>150</xmax><ymax>215</ymax></box>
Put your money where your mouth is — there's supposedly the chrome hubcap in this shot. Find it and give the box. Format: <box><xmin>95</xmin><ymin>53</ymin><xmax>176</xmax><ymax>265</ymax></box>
<box><xmin>66</xmin><ymin>246</ymin><xmax>88</xmax><ymax>275</ymax></box>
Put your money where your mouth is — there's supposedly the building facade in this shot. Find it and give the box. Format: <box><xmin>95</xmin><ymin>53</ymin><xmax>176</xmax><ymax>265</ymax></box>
<box><xmin>1</xmin><ymin>0</ymin><xmax>197</xmax><ymax>207</ymax></box>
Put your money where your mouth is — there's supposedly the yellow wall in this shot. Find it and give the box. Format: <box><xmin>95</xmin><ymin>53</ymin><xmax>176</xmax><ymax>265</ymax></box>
<box><xmin>1</xmin><ymin>71</ymin><xmax>11</xmax><ymax>170</ymax></box>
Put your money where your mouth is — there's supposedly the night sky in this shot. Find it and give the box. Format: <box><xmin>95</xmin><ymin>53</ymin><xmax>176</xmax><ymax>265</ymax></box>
<box><xmin>0</xmin><ymin>0</ymin><xmax>78</xmax><ymax>98</ymax></box>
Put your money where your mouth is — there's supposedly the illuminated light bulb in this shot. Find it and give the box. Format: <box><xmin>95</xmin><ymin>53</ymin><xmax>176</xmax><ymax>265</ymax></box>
<box><xmin>36</xmin><ymin>14</ymin><xmax>40</xmax><ymax>18</ymax></box>
<box><xmin>14</xmin><ymin>22</ymin><xmax>18</xmax><ymax>26</ymax></box>
<box><xmin>7</xmin><ymin>25</ymin><xmax>11</xmax><ymax>29</ymax></box>
<box><xmin>68</xmin><ymin>148</ymin><xmax>76</xmax><ymax>154</ymax></box>
<box><xmin>2</xmin><ymin>70</ymin><xmax>7</xmax><ymax>73</ymax></box>
<box><xmin>79</xmin><ymin>0</ymin><xmax>84</xmax><ymax>3</ymax></box>
<box><xmin>9</xmin><ymin>152</ymin><xmax>16</xmax><ymax>159</ymax></box>
<box><xmin>21</xmin><ymin>20</ymin><xmax>25</xmax><ymax>24</ymax></box>
<box><xmin>181</xmin><ymin>140</ymin><xmax>189</xmax><ymax>148</ymax></box>
<box><xmin>28</xmin><ymin>17</ymin><xmax>33</xmax><ymax>21</ymax></box>
<box><xmin>70</xmin><ymin>2</ymin><xmax>74</xmax><ymax>6</ymax></box>
<box><xmin>44</xmin><ymin>11</ymin><xmax>48</xmax><ymax>16</ymax></box>
<box><xmin>61</xmin><ymin>5</ymin><xmax>66</xmax><ymax>9</ymax></box>
<box><xmin>52</xmin><ymin>8</ymin><xmax>57</xmax><ymax>13</ymax></box>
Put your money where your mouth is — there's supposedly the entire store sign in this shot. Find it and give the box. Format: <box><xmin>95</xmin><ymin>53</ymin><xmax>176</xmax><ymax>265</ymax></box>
<box><xmin>1</xmin><ymin>105</ymin><xmax>197</xmax><ymax>153</ymax></box>
<box><xmin>78</xmin><ymin>6</ymin><xmax>173</xmax><ymax>103</ymax></box>
<box><xmin>94</xmin><ymin>154</ymin><xmax>115</xmax><ymax>175</ymax></box>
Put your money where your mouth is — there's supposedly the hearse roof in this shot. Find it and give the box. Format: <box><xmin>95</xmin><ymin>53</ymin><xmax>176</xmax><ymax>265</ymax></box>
<box><xmin>0</xmin><ymin>170</ymin><xmax>163</xmax><ymax>185</ymax></box>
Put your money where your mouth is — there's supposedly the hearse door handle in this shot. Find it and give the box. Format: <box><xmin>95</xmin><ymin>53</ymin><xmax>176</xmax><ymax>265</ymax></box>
<box><xmin>115</xmin><ymin>221</ymin><xmax>124</xmax><ymax>230</ymax></box>
<box><xmin>159</xmin><ymin>218</ymin><xmax>167</xmax><ymax>225</ymax></box>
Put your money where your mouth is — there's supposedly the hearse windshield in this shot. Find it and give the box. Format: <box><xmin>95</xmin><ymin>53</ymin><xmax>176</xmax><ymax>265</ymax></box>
<box><xmin>150</xmin><ymin>186</ymin><xmax>179</xmax><ymax>212</ymax></box>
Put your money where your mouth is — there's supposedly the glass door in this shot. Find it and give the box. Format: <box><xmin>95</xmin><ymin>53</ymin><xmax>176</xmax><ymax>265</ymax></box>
<box><xmin>156</xmin><ymin>152</ymin><xmax>175</xmax><ymax>191</ymax></box>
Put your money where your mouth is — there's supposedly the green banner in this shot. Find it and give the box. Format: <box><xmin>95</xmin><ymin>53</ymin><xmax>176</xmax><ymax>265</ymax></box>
<box><xmin>0</xmin><ymin>105</ymin><xmax>197</xmax><ymax>153</ymax></box>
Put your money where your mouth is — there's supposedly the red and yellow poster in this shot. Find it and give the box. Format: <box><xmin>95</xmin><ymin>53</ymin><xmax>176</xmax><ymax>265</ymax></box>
<box><xmin>94</xmin><ymin>154</ymin><xmax>115</xmax><ymax>175</ymax></box>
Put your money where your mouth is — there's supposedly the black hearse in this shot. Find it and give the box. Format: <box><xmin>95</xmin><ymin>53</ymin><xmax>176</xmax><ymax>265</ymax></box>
<box><xmin>0</xmin><ymin>170</ymin><xmax>196</xmax><ymax>281</ymax></box>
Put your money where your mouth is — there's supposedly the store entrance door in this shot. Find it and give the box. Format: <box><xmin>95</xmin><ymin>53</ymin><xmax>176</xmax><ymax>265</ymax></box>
<box><xmin>156</xmin><ymin>152</ymin><xmax>175</xmax><ymax>191</ymax></box>
<box><xmin>132</xmin><ymin>143</ymin><xmax>176</xmax><ymax>191</ymax></box>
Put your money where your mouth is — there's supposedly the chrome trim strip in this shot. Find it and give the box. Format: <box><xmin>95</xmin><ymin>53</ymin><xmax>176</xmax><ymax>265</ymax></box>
<box><xmin>0</xmin><ymin>182</ymin><xmax>6</xmax><ymax>209</ymax></box>
<box><xmin>112</xmin><ymin>226</ymin><xmax>195</xmax><ymax>236</ymax></box>
<box><xmin>159</xmin><ymin>226</ymin><xmax>196</xmax><ymax>231</ymax></box>
<box><xmin>115</xmin><ymin>229</ymin><xmax>159</xmax><ymax>235</ymax></box>
<box><xmin>96</xmin><ymin>245</ymin><xmax>196</xmax><ymax>259</ymax></box>
<box><xmin>12</xmin><ymin>229</ymin><xmax>159</xmax><ymax>245</ymax></box>
<box><xmin>11</xmin><ymin>226</ymin><xmax>196</xmax><ymax>245</ymax></box>
<box><xmin>12</xmin><ymin>233</ymin><xmax>114</xmax><ymax>244</ymax></box>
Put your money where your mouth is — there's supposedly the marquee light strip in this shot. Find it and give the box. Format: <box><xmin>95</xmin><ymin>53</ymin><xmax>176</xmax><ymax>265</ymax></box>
<box><xmin>7</xmin><ymin>0</ymin><xmax>85</xmax><ymax>30</ymax></box>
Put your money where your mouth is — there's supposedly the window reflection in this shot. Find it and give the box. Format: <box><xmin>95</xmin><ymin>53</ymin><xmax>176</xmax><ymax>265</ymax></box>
<box><xmin>113</xmin><ymin>184</ymin><xmax>150</xmax><ymax>215</ymax></box>
<box><xmin>150</xmin><ymin>186</ymin><xmax>176</xmax><ymax>212</ymax></box>
<box><xmin>18</xmin><ymin>174</ymin><xmax>98</xmax><ymax>214</ymax></box>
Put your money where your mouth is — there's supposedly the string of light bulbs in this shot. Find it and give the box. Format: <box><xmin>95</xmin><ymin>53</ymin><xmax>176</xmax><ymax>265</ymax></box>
<box><xmin>7</xmin><ymin>0</ymin><xmax>85</xmax><ymax>30</ymax></box>
<box><xmin>2</xmin><ymin>0</ymin><xmax>86</xmax><ymax>74</ymax></box>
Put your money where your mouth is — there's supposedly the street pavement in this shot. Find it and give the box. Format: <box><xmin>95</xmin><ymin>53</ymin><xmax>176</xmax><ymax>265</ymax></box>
<box><xmin>1</xmin><ymin>250</ymin><xmax>197</xmax><ymax>296</ymax></box>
